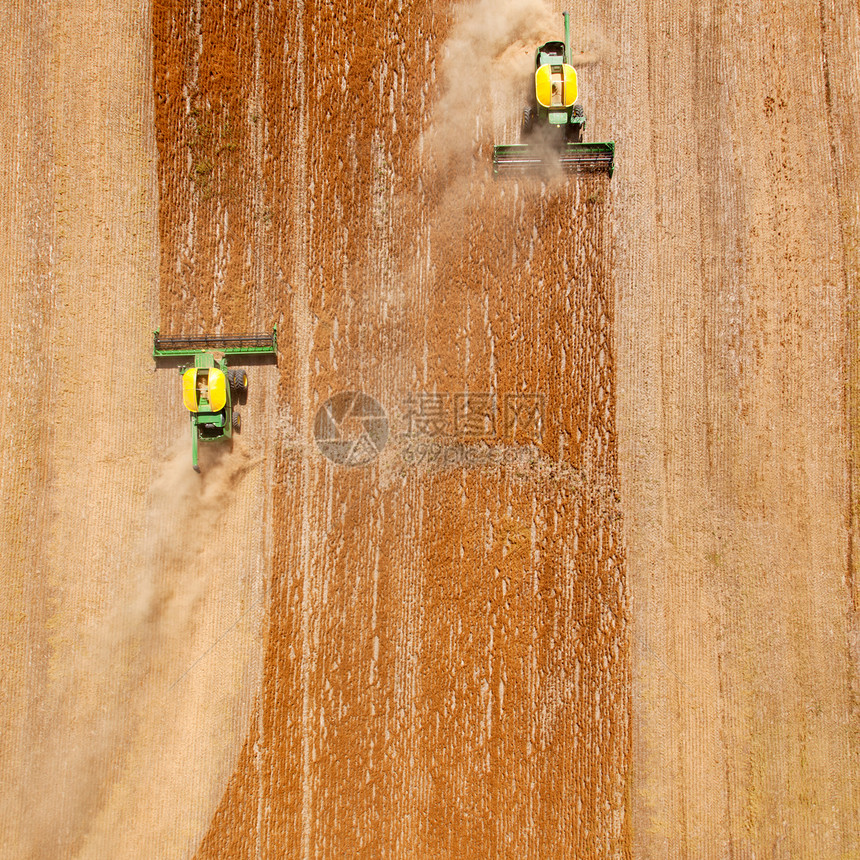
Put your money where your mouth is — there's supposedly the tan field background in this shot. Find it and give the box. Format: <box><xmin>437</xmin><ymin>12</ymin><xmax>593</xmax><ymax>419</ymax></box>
<box><xmin>1</xmin><ymin>0</ymin><xmax>858</xmax><ymax>858</ymax></box>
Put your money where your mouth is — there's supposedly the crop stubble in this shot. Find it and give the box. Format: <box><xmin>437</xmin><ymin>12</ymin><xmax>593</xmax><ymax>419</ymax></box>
<box><xmin>597</xmin><ymin>0</ymin><xmax>860</xmax><ymax>855</ymax></box>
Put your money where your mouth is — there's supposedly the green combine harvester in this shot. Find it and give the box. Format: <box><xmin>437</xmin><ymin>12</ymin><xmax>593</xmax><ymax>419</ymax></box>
<box><xmin>493</xmin><ymin>11</ymin><xmax>614</xmax><ymax>177</ymax></box>
<box><xmin>153</xmin><ymin>327</ymin><xmax>277</xmax><ymax>471</ymax></box>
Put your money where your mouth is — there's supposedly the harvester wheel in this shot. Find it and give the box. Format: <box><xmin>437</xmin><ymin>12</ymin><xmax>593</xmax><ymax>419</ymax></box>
<box><xmin>229</xmin><ymin>369</ymin><xmax>248</xmax><ymax>392</ymax></box>
<box><xmin>521</xmin><ymin>106</ymin><xmax>536</xmax><ymax>137</ymax></box>
<box><xmin>232</xmin><ymin>412</ymin><xmax>241</xmax><ymax>432</ymax></box>
<box><xmin>566</xmin><ymin>103</ymin><xmax>585</xmax><ymax>143</ymax></box>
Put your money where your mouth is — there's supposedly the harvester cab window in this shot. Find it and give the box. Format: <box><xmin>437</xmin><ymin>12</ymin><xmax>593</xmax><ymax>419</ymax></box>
<box><xmin>538</xmin><ymin>42</ymin><xmax>565</xmax><ymax>67</ymax></box>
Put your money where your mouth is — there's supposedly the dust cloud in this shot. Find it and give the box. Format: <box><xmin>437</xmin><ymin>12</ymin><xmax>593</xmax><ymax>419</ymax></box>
<box><xmin>130</xmin><ymin>441</ymin><xmax>255</xmax><ymax>631</ymax></box>
<box><xmin>426</xmin><ymin>0</ymin><xmax>555</xmax><ymax>171</ymax></box>
<box><xmin>17</xmin><ymin>442</ymin><xmax>255</xmax><ymax>860</ymax></box>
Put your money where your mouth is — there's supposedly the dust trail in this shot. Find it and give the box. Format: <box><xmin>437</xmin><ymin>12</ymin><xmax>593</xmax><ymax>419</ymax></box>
<box><xmin>129</xmin><ymin>441</ymin><xmax>256</xmax><ymax>634</ymax></box>
<box><xmin>426</xmin><ymin>0</ymin><xmax>555</xmax><ymax>173</ymax></box>
<box><xmin>18</xmin><ymin>442</ymin><xmax>255</xmax><ymax>860</ymax></box>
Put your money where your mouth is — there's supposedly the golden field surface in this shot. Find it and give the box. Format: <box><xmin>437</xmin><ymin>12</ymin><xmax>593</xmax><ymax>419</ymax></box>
<box><xmin>1</xmin><ymin>0</ymin><xmax>858</xmax><ymax>857</ymax></box>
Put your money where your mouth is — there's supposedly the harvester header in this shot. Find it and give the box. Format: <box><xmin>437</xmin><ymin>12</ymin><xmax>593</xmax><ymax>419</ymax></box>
<box><xmin>493</xmin><ymin>141</ymin><xmax>615</xmax><ymax>175</ymax></box>
<box><xmin>153</xmin><ymin>326</ymin><xmax>277</xmax><ymax>358</ymax></box>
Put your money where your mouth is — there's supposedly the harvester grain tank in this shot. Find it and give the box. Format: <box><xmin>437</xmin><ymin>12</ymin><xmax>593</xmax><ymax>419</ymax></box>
<box><xmin>493</xmin><ymin>11</ymin><xmax>615</xmax><ymax>176</ymax></box>
<box><xmin>152</xmin><ymin>328</ymin><xmax>277</xmax><ymax>471</ymax></box>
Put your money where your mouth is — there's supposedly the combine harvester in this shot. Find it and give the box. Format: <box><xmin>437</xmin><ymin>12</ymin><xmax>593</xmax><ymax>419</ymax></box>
<box><xmin>493</xmin><ymin>11</ymin><xmax>614</xmax><ymax>177</ymax></box>
<box><xmin>153</xmin><ymin>327</ymin><xmax>277</xmax><ymax>471</ymax></box>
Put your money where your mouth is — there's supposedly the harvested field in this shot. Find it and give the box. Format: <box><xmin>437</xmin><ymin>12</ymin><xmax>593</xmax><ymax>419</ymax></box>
<box><xmin>1</xmin><ymin>0</ymin><xmax>858</xmax><ymax>858</ymax></box>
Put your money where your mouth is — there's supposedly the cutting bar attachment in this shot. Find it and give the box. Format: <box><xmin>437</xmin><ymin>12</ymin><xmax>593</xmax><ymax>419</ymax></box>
<box><xmin>493</xmin><ymin>142</ymin><xmax>615</xmax><ymax>177</ymax></box>
<box><xmin>153</xmin><ymin>326</ymin><xmax>278</xmax><ymax>357</ymax></box>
